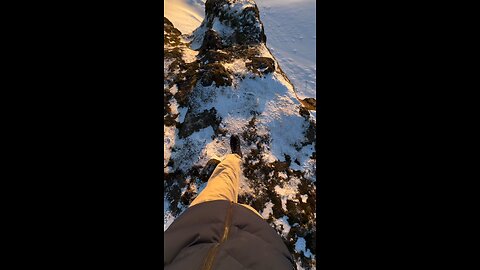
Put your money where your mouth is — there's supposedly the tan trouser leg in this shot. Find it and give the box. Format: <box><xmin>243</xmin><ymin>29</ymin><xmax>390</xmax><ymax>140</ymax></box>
<box><xmin>190</xmin><ymin>154</ymin><xmax>242</xmax><ymax>206</ymax></box>
<box><xmin>189</xmin><ymin>154</ymin><xmax>263</xmax><ymax>218</ymax></box>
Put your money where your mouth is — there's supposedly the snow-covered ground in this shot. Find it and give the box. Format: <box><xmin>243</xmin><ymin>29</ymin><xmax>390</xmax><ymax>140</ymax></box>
<box><xmin>256</xmin><ymin>0</ymin><xmax>316</xmax><ymax>100</ymax></box>
<box><xmin>164</xmin><ymin>0</ymin><xmax>205</xmax><ymax>34</ymax></box>
<box><xmin>164</xmin><ymin>0</ymin><xmax>316</xmax><ymax>99</ymax></box>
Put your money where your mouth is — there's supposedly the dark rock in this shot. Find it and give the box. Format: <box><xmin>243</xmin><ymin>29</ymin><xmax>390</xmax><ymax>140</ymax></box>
<box><xmin>201</xmin><ymin>63</ymin><xmax>232</xmax><ymax>87</ymax></box>
<box><xmin>304</xmin><ymin>120</ymin><xmax>316</xmax><ymax>146</ymax></box>
<box><xmin>164</xmin><ymin>48</ymin><xmax>183</xmax><ymax>60</ymax></box>
<box><xmin>232</xmin><ymin>6</ymin><xmax>266</xmax><ymax>45</ymax></box>
<box><xmin>174</xmin><ymin>61</ymin><xmax>200</xmax><ymax>106</ymax></box>
<box><xmin>299</xmin><ymin>106</ymin><xmax>310</xmax><ymax>119</ymax></box>
<box><xmin>199</xmin><ymin>50</ymin><xmax>230</xmax><ymax>64</ymax></box>
<box><xmin>203</xmin><ymin>0</ymin><xmax>265</xmax><ymax>47</ymax></box>
<box><xmin>200</xmin><ymin>29</ymin><xmax>223</xmax><ymax>51</ymax></box>
<box><xmin>205</xmin><ymin>0</ymin><xmax>225</xmax><ymax>19</ymax></box>
<box><xmin>164</xmin><ymin>17</ymin><xmax>174</xmax><ymax>27</ymax></box>
<box><xmin>271</xmin><ymin>160</ymin><xmax>290</xmax><ymax>171</ymax></box>
<box><xmin>180</xmin><ymin>183</ymin><xmax>196</xmax><ymax>205</ymax></box>
<box><xmin>246</xmin><ymin>57</ymin><xmax>275</xmax><ymax>75</ymax></box>
<box><xmin>178</xmin><ymin>108</ymin><xmax>221</xmax><ymax>138</ymax></box>
<box><xmin>164</xmin><ymin>17</ymin><xmax>182</xmax><ymax>46</ymax></box>
<box><xmin>286</xmin><ymin>200</ymin><xmax>303</xmax><ymax>225</ymax></box>
<box><xmin>227</xmin><ymin>45</ymin><xmax>260</xmax><ymax>60</ymax></box>
<box><xmin>301</xmin><ymin>97</ymin><xmax>316</xmax><ymax>110</ymax></box>
<box><xmin>164</xmin><ymin>113</ymin><xmax>179</xmax><ymax>127</ymax></box>
<box><xmin>304</xmin><ymin>231</ymin><xmax>316</xmax><ymax>256</ymax></box>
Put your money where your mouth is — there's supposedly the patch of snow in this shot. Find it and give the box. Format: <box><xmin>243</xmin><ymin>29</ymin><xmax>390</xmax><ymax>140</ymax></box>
<box><xmin>260</xmin><ymin>201</ymin><xmax>274</xmax><ymax>219</ymax></box>
<box><xmin>295</xmin><ymin>237</ymin><xmax>313</xmax><ymax>258</ymax></box>
<box><xmin>190</xmin><ymin>24</ymin><xmax>207</xmax><ymax>50</ymax></box>
<box><xmin>164</xmin><ymin>126</ymin><xmax>177</xmax><ymax>168</ymax></box>
<box><xmin>264</xmin><ymin>113</ymin><xmax>305</xmax><ymax>162</ymax></box>
<box><xmin>224</xmin><ymin>59</ymin><xmax>248</xmax><ymax>76</ymax></box>
<box><xmin>275</xmin><ymin>183</ymin><xmax>299</xmax><ymax>211</ymax></box>
<box><xmin>203</xmin><ymin>137</ymin><xmax>229</xmax><ymax>160</ymax></box>
<box><xmin>170</xmin><ymin>98</ymin><xmax>179</xmax><ymax>115</ymax></box>
<box><xmin>182</xmin><ymin>47</ymin><xmax>199</xmax><ymax>63</ymax></box>
<box><xmin>212</xmin><ymin>17</ymin><xmax>234</xmax><ymax>38</ymax></box>
<box><xmin>273</xmin><ymin>215</ymin><xmax>291</xmax><ymax>237</ymax></box>
<box><xmin>171</xmin><ymin>126</ymin><xmax>216</xmax><ymax>172</ymax></box>
<box><xmin>239</xmin><ymin>171</ymin><xmax>254</xmax><ymax>196</ymax></box>
<box><xmin>164</xmin><ymin>198</ymin><xmax>175</xmax><ymax>231</ymax></box>
<box><xmin>177</xmin><ymin>107</ymin><xmax>188</xmax><ymax>123</ymax></box>
<box><xmin>170</xmin><ymin>85</ymin><xmax>178</xmax><ymax>95</ymax></box>
<box><xmin>290</xmin><ymin>143</ymin><xmax>315</xmax><ymax>171</ymax></box>
<box><xmin>164</xmin><ymin>59</ymin><xmax>173</xmax><ymax>74</ymax></box>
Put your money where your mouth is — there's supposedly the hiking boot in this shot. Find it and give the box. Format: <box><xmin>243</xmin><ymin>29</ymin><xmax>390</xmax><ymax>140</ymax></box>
<box><xmin>230</xmin><ymin>135</ymin><xmax>243</xmax><ymax>158</ymax></box>
<box><xmin>200</xmin><ymin>159</ymin><xmax>221</xmax><ymax>182</ymax></box>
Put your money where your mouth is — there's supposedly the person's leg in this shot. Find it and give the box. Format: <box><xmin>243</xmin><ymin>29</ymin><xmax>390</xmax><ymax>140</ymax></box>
<box><xmin>190</xmin><ymin>154</ymin><xmax>242</xmax><ymax>207</ymax></box>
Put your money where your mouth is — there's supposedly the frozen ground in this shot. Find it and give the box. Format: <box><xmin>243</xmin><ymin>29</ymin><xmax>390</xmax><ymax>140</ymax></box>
<box><xmin>164</xmin><ymin>0</ymin><xmax>316</xmax><ymax>269</ymax></box>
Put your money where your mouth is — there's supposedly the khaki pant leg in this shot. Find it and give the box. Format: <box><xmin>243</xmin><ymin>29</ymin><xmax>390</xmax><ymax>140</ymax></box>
<box><xmin>190</xmin><ymin>154</ymin><xmax>242</xmax><ymax>207</ymax></box>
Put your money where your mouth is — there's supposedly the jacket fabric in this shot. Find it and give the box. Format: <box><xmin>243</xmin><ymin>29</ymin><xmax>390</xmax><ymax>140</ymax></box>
<box><xmin>164</xmin><ymin>200</ymin><xmax>294</xmax><ymax>270</ymax></box>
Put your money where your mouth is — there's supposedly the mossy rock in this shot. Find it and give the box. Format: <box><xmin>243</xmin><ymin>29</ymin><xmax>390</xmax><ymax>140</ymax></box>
<box><xmin>205</xmin><ymin>0</ymin><xmax>225</xmax><ymax>18</ymax></box>
<box><xmin>164</xmin><ymin>113</ymin><xmax>179</xmax><ymax>127</ymax></box>
<box><xmin>180</xmin><ymin>182</ymin><xmax>197</xmax><ymax>206</ymax></box>
<box><xmin>232</xmin><ymin>6</ymin><xmax>265</xmax><ymax>45</ymax></box>
<box><xmin>164</xmin><ymin>48</ymin><xmax>183</xmax><ymax>61</ymax></box>
<box><xmin>177</xmin><ymin>107</ymin><xmax>221</xmax><ymax>138</ymax></box>
<box><xmin>304</xmin><ymin>231</ymin><xmax>316</xmax><ymax>256</ymax></box>
<box><xmin>164</xmin><ymin>17</ymin><xmax>182</xmax><ymax>46</ymax></box>
<box><xmin>164</xmin><ymin>17</ymin><xmax>174</xmax><ymax>28</ymax></box>
<box><xmin>200</xmin><ymin>63</ymin><xmax>232</xmax><ymax>87</ymax></box>
<box><xmin>199</xmin><ymin>50</ymin><xmax>230</xmax><ymax>64</ymax></box>
<box><xmin>203</xmin><ymin>0</ymin><xmax>265</xmax><ymax>46</ymax></box>
<box><xmin>303</xmin><ymin>120</ymin><xmax>316</xmax><ymax>146</ymax></box>
<box><xmin>299</xmin><ymin>106</ymin><xmax>310</xmax><ymax>119</ymax></box>
<box><xmin>271</xmin><ymin>160</ymin><xmax>290</xmax><ymax>172</ymax></box>
<box><xmin>224</xmin><ymin>45</ymin><xmax>260</xmax><ymax>62</ymax></box>
<box><xmin>200</xmin><ymin>29</ymin><xmax>223</xmax><ymax>51</ymax></box>
<box><xmin>246</xmin><ymin>57</ymin><xmax>275</xmax><ymax>75</ymax></box>
<box><xmin>174</xmin><ymin>61</ymin><xmax>200</xmax><ymax>106</ymax></box>
<box><xmin>301</xmin><ymin>97</ymin><xmax>316</xmax><ymax>110</ymax></box>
